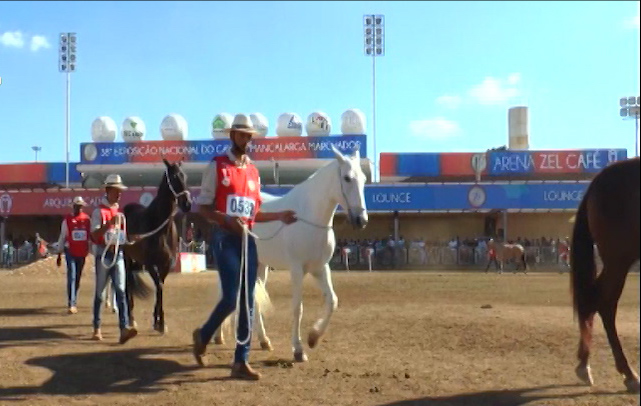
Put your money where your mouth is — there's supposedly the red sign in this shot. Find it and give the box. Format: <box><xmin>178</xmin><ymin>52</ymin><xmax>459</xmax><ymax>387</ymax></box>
<box><xmin>0</xmin><ymin>188</ymin><xmax>200</xmax><ymax>216</ymax></box>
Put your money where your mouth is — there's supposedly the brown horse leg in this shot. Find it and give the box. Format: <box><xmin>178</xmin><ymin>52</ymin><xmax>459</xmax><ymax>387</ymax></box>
<box><xmin>576</xmin><ymin>312</ymin><xmax>596</xmax><ymax>386</ymax></box>
<box><xmin>149</xmin><ymin>267</ymin><xmax>167</xmax><ymax>334</ymax></box>
<box><xmin>125</xmin><ymin>270</ymin><xmax>137</xmax><ymax>329</ymax></box>
<box><xmin>597</xmin><ymin>266</ymin><xmax>640</xmax><ymax>393</ymax></box>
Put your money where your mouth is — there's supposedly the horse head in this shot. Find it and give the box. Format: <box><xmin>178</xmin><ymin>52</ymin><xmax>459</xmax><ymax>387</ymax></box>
<box><xmin>330</xmin><ymin>144</ymin><xmax>368</xmax><ymax>229</ymax></box>
<box><xmin>162</xmin><ymin>157</ymin><xmax>192</xmax><ymax>213</ymax></box>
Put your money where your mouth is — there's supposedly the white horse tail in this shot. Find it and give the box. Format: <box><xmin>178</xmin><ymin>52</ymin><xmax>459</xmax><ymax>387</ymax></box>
<box><xmin>254</xmin><ymin>278</ymin><xmax>273</xmax><ymax>315</ymax></box>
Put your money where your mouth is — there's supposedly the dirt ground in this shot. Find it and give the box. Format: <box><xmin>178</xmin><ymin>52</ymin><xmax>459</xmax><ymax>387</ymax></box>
<box><xmin>0</xmin><ymin>258</ymin><xmax>639</xmax><ymax>406</ymax></box>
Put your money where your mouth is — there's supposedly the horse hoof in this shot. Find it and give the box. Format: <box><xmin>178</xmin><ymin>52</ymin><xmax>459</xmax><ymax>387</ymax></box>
<box><xmin>294</xmin><ymin>351</ymin><xmax>308</xmax><ymax>363</ymax></box>
<box><xmin>213</xmin><ymin>337</ymin><xmax>224</xmax><ymax>345</ymax></box>
<box><xmin>154</xmin><ymin>324</ymin><xmax>168</xmax><ymax>334</ymax></box>
<box><xmin>260</xmin><ymin>340</ymin><xmax>273</xmax><ymax>351</ymax></box>
<box><xmin>308</xmin><ymin>329</ymin><xmax>321</xmax><ymax>349</ymax></box>
<box><xmin>624</xmin><ymin>377</ymin><xmax>640</xmax><ymax>394</ymax></box>
<box><xmin>575</xmin><ymin>365</ymin><xmax>594</xmax><ymax>386</ymax></box>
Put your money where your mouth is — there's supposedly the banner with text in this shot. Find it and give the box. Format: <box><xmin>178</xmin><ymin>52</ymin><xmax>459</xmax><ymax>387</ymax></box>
<box><xmin>380</xmin><ymin>149</ymin><xmax>628</xmax><ymax>178</ymax></box>
<box><xmin>0</xmin><ymin>182</ymin><xmax>589</xmax><ymax>216</ymax></box>
<box><xmin>79</xmin><ymin>135</ymin><xmax>367</xmax><ymax>165</ymax></box>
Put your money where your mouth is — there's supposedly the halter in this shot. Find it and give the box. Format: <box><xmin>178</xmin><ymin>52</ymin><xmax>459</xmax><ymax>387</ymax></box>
<box><xmin>100</xmin><ymin>168</ymin><xmax>191</xmax><ymax>269</ymax></box>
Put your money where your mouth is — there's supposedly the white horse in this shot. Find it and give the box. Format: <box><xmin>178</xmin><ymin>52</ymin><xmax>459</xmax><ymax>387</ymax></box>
<box><xmin>214</xmin><ymin>145</ymin><xmax>369</xmax><ymax>362</ymax></box>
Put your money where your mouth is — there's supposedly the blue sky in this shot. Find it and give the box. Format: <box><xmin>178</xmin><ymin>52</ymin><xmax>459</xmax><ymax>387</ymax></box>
<box><xmin>0</xmin><ymin>1</ymin><xmax>639</xmax><ymax>168</ymax></box>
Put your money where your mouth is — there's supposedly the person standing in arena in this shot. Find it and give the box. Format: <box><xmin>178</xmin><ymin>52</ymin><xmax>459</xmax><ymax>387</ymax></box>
<box><xmin>192</xmin><ymin>113</ymin><xmax>298</xmax><ymax>380</ymax></box>
<box><xmin>90</xmin><ymin>174</ymin><xmax>138</xmax><ymax>344</ymax></box>
<box><xmin>485</xmin><ymin>239</ymin><xmax>501</xmax><ymax>273</ymax></box>
<box><xmin>55</xmin><ymin>196</ymin><xmax>92</xmax><ymax>314</ymax></box>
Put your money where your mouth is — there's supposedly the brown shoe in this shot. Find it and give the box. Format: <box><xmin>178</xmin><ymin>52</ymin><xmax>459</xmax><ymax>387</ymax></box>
<box><xmin>231</xmin><ymin>362</ymin><xmax>261</xmax><ymax>381</ymax></box>
<box><xmin>119</xmin><ymin>327</ymin><xmax>138</xmax><ymax>344</ymax></box>
<box><xmin>92</xmin><ymin>329</ymin><xmax>103</xmax><ymax>341</ymax></box>
<box><xmin>192</xmin><ymin>328</ymin><xmax>207</xmax><ymax>367</ymax></box>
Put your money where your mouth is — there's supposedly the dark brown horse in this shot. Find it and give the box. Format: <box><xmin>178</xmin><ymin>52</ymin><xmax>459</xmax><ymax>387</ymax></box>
<box><xmin>123</xmin><ymin>158</ymin><xmax>191</xmax><ymax>333</ymax></box>
<box><xmin>571</xmin><ymin>156</ymin><xmax>639</xmax><ymax>393</ymax></box>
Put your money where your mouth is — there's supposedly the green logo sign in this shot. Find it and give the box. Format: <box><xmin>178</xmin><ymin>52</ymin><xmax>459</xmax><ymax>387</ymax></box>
<box><xmin>212</xmin><ymin>117</ymin><xmax>226</xmax><ymax>131</ymax></box>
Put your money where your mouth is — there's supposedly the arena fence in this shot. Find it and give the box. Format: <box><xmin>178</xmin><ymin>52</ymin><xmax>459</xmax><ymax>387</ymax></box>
<box><xmin>329</xmin><ymin>244</ymin><xmax>576</xmax><ymax>271</ymax></box>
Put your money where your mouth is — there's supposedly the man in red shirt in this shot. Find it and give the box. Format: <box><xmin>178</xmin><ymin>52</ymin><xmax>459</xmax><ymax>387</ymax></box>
<box><xmin>90</xmin><ymin>174</ymin><xmax>138</xmax><ymax>344</ymax></box>
<box><xmin>55</xmin><ymin>196</ymin><xmax>91</xmax><ymax>314</ymax></box>
<box><xmin>192</xmin><ymin>113</ymin><xmax>297</xmax><ymax>380</ymax></box>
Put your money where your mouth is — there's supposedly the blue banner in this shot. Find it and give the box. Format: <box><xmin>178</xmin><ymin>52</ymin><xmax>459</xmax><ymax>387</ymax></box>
<box><xmin>79</xmin><ymin>135</ymin><xmax>367</xmax><ymax>165</ymax></box>
<box><xmin>261</xmin><ymin>182</ymin><xmax>589</xmax><ymax>211</ymax></box>
<box><xmin>487</xmin><ymin>149</ymin><xmax>627</xmax><ymax>175</ymax></box>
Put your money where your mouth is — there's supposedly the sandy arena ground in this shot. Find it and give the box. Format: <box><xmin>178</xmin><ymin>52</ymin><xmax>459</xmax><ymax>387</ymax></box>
<box><xmin>0</xmin><ymin>258</ymin><xmax>639</xmax><ymax>406</ymax></box>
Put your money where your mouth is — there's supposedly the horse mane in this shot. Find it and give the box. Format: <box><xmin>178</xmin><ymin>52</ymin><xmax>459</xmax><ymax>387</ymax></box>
<box><xmin>260</xmin><ymin>159</ymin><xmax>340</xmax><ymax>212</ymax></box>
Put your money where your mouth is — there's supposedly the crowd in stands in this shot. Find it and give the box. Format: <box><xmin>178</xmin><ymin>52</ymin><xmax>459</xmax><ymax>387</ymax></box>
<box><xmin>334</xmin><ymin>235</ymin><xmax>572</xmax><ymax>269</ymax></box>
<box><xmin>1</xmin><ymin>233</ymin><xmax>50</xmax><ymax>268</ymax></box>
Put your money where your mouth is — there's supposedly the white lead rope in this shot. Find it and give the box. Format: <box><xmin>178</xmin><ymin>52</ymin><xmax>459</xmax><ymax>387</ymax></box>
<box><xmin>234</xmin><ymin>223</ymin><xmax>252</xmax><ymax>346</ymax></box>
<box><xmin>101</xmin><ymin>208</ymin><xmax>179</xmax><ymax>269</ymax></box>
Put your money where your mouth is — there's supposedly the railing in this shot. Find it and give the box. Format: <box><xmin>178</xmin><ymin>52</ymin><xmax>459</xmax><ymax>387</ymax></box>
<box><xmin>329</xmin><ymin>244</ymin><xmax>580</xmax><ymax>271</ymax></box>
<box><xmin>1</xmin><ymin>245</ymin><xmax>38</xmax><ymax>268</ymax></box>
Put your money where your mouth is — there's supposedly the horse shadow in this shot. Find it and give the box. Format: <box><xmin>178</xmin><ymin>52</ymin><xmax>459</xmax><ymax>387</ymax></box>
<box><xmin>0</xmin><ymin>346</ymin><xmax>200</xmax><ymax>401</ymax></box>
<box><xmin>375</xmin><ymin>384</ymin><xmax>628</xmax><ymax>406</ymax></box>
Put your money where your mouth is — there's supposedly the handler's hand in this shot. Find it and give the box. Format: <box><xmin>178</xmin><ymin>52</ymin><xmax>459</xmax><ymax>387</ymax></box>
<box><xmin>224</xmin><ymin>215</ymin><xmax>247</xmax><ymax>236</ymax></box>
<box><xmin>279</xmin><ymin>210</ymin><xmax>298</xmax><ymax>225</ymax></box>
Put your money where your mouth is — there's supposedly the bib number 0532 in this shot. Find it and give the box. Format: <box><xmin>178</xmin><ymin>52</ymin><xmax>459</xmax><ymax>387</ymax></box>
<box><xmin>226</xmin><ymin>195</ymin><xmax>256</xmax><ymax>218</ymax></box>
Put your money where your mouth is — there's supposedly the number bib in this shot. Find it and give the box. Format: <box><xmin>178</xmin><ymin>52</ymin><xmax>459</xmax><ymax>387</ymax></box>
<box><xmin>226</xmin><ymin>195</ymin><xmax>256</xmax><ymax>218</ymax></box>
<box><xmin>104</xmin><ymin>229</ymin><xmax>127</xmax><ymax>245</ymax></box>
<box><xmin>71</xmin><ymin>230</ymin><xmax>87</xmax><ymax>241</ymax></box>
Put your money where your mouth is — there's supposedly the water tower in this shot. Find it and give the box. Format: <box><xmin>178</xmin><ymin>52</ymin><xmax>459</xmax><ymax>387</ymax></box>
<box><xmin>508</xmin><ymin>106</ymin><xmax>529</xmax><ymax>150</ymax></box>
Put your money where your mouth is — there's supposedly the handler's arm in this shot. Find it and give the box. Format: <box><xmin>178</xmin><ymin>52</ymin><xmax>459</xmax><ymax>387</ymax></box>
<box><xmin>55</xmin><ymin>219</ymin><xmax>67</xmax><ymax>254</ymax></box>
<box><xmin>254</xmin><ymin>211</ymin><xmax>282</xmax><ymax>223</ymax></box>
<box><xmin>197</xmin><ymin>160</ymin><xmax>228</xmax><ymax>226</ymax></box>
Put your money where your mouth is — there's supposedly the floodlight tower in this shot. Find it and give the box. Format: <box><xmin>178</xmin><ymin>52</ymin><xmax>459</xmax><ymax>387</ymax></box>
<box><xmin>619</xmin><ymin>96</ymin><xmax>640</xmax><ymax>157</ymax></box>
<box><xmin>58</xmin><ymin>33</ymin><xmax>77</xmax><ymax>188</ymax></box>
<box><xmin>364</xmin><ymin>14</ymin><xmax>385</xmax><ymax>182</ymax></box>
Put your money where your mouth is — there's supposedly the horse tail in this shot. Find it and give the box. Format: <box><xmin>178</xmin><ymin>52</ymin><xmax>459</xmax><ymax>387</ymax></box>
<box><xmin>125</xmin><ymin>258</ymin><xmax>152</xmax><ymax>299</ymax></box>
<box><xmin>570</xmin><ymin>192</ymin><xmax>597</xmax><ymax>321</ymax></box>
<box><xmin>254</xmin><ymin>279</ymin><xmax>273</xmax><ymax>315</ymax></box>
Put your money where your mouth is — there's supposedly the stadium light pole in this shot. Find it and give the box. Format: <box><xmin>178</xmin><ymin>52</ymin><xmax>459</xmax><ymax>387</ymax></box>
<box><xmin>31</xmin><ymin>146</ymin><xmax>42</xmax><ymax>162</ymax></box>
<box><xmin>59</xmin><ymin>33</ymin><xmax>77</xmax><ymax>188</ymax></box>
<box><xmin>620</xmin><ymin>96</ymin><xmax>640</xmax><ymax>157</ymax></box>
<box><xmin>364</xmin><ymin>14</ymin><xmax>384</xmax><ymax>183</ymax></box>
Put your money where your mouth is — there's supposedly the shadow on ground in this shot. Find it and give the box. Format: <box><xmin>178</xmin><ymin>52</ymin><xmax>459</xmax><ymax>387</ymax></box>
<box><xmin>0</xmin><ymin>307</ymin><xmax>63</xmax><ymax>317</ymax></box>
<box><xmin>376</xmin><ymin>384</ymin><xmax>629</xmax><ymax>406</ymax></box>
<box><xmin>0</xmin><ymin>346</ymin><xmax>200</xmax><ymax>401</ymax></box>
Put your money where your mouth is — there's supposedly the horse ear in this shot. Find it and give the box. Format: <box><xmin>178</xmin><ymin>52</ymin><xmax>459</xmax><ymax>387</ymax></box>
<box><xmin>352</xmin><ymin>147</ymin><xmax>360</xmax><ymax>160</ymax></box>
<box><xmin>162</xmin><ymin>158</ymin><xmax>170</xmax><ymax>167</ymax></box>
<box><xmin>331</xmin><ymin>144</ymin><xmax>347</xmax><ymax>163</ymax></box>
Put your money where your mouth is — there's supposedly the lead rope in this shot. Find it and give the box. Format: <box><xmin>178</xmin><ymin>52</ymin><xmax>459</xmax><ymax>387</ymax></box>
<box><xmin>101</xmin><ymin>213</ymin><xmax>127</xmax><ymax>269</ymax></box>
<box><xmin>234</xmin><ymin>223</ymin><xmax>252</xmax><ymax>346</ymax></box>
<box><xmin>100</xmin><ymin>206</ymin><xmax>180</xmax><ymax>269</ymax></box>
